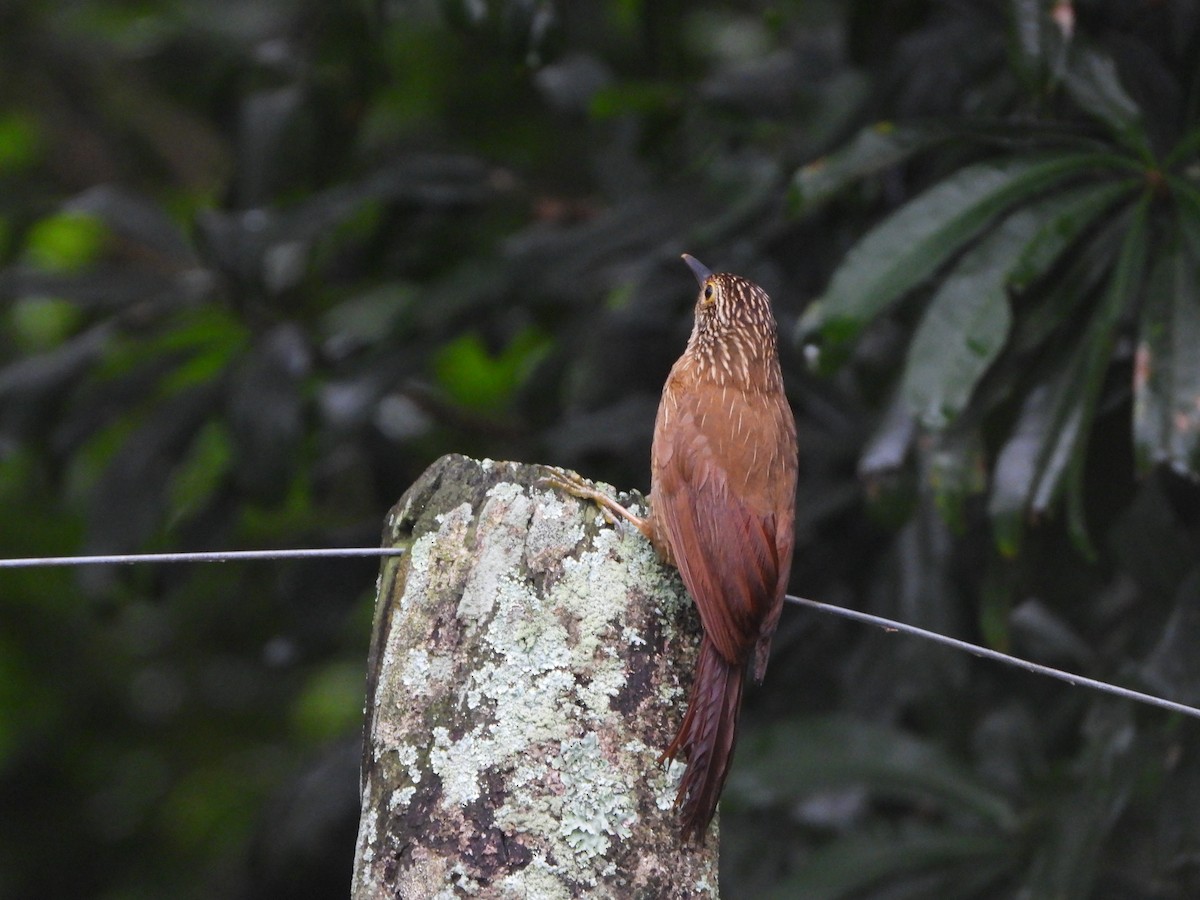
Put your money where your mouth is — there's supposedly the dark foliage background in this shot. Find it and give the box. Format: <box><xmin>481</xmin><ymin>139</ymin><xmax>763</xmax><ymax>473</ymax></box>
<box><xmin>2</xmin><ymin>0</ymin><xmax>1199</xmax><ymax>897</ymax></box>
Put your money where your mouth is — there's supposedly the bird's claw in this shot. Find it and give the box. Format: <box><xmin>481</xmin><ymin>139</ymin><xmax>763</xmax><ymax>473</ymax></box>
<box><xmin>538</xmin><ymin>468</ymin><xmax>620</xmax><ymax>526</ymax></box>
<box><xmin>536</xmin><ymin>467</ymin><xmax>591</xmax><ymax>497</ymax></box>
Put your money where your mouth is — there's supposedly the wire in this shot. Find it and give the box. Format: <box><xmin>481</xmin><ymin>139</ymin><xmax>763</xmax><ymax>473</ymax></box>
<box><xmin>786</xmin><ymin>593</ymin><xmax>1200</xmax><ymax>722</ymax></box>
<box><xmin>0</xmin><ymin>547</ymin><xmax>408</xmax><ymax>568</ymax></box>
<box><xmin>0</xmin><ymin>546</ymin><xmax>1194</xmax><ymax>721</ymax></box>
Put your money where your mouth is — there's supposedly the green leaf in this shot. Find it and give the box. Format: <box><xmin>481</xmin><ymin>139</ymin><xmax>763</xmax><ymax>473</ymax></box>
<box><xmin>1035</xmin><ymin>226</ymin><xmax>1143</xmax><ymax>514</ymax></box>
<box><xmin>96</xmin><ymin>307</ymin><xmax>250</xmax><ymax>398</ymax></box>
<box><xmin>291</xmin><ymin>661</ymin><xmax>367</xmax><ymax>741</ymax></box>
<box><xmin>736</xmin><ymin>716</ymin><xmax>1017</xmax><ymax>829</ymax></box>
<box><xmin>1039</xmin><ymin>199</ymin><xmax>1149</xmax><ymax>510</ymax></box>
<box><xmin>588</xmin><ymin>81</ymin><xmax>679</xmax><ymax>119</ymax></box>
<box><xmin>1008</xmin><ymin>180</ymin><xmax>1134</xmax><ymax>292</ymax></box>
<box><xmin>1165</xmin><ymin>125</ymin><xmax>1200</xmax><ymax>168</ymax></box>
<box><xmin>9</xmin><ymin>297</ymin><xmax>84</xmax><ymax>352</ymax></box>
<box><xmin>0</xmin><ymin>112</ymin><xmax>41</xmax><ymax>174</ymax></box>
<box><xmin>1133</xmin><ymin>216</ymin><xmax>1200</xmax><ymax>478</ymax></box>
<box><xmin>1061</xmin><ymin>197</ymin><xmax>1150</xmax><ymax>557</ymax></box>
<box><xmin>989</xmin><ymin>199</ymin><xmax>1150</xmax><ymax>556</ymax></box>
<box><xmin>24</xmin><ymin>211</ymin><xmax>108</xmax><ymax>272</ymax></box>
<box><xmin>1062</xmin><ymin>45</ymin><xmax>1149</xmax><ymax>156</ymax></box>
<box><xmin>797</xmin><ymin>154</ymin><xmax>1119</xmax><ymax>369</ymax></box>
<box><xmin>990</xmin><ymin>378</ymin><xmax>1062</xmax><ymax>556</ymax></box>
<box><xmin>978</xmin><ymin>557</ymin><xmax>1015</xmax><ymax>651</ymax></box>
<box><xmin>762</xmin><ymin>828</ymin><xmax>1012</xmax><ymax>900</ymax></box>
<box><xmin>320</xmin><ymin>284</ymin><xmax>414</xmax><ymax>346</ymax></box>
<box><xmin>901</xmin><ymin>209</ymin><xmax>1034</xmax><ymax>430</ymax></box>
<box><xmin>168</xmin><ymin>421</ymin><xmax>233</xmax><ymax>524</ymax></box>
<box><xmin>789</xmin><ymin>122</ymin><xmax>940</xmax><ymax>213</ymax></box>
<box><xmin>902</xmin><ymin>182</ymin><xmax>1131</xmax><ymax>432</ymax></box>
<box><xmin>1006</xmin><ymin>211</ymin><xmax>1129</xmax><ymax>359</ymax></box>
<box><xmin>433</xmin><ymin>326</ymin><xmax>550</xmax><ymax>410</ymax></box>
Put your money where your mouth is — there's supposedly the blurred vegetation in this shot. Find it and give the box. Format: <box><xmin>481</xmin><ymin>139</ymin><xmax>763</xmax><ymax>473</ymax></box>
<box><xmin>1</xmin><ymin>0</ymin><xmax>1199</xmax><ymax>897</ymax></box>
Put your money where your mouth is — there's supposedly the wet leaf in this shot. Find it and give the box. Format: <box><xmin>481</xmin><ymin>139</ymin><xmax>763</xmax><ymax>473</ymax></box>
<box><xmin>237</xmin><ymin>87</ymin><xmax>309</xmax><ymax>205</ymax></box>
<box><xmin>1134</xmin><ymin>213</ymin><xmax>1200</xmax><ymax>478</ymax></box>
<box><xmin>92</xmin><ymin>306</ymin><xmax>249</xmax><ymax>393</ymax></box>
<box><xmin>990</xmin><ymin>379</ymin><xmax>1062</xmax><ymax>556</ymax></box>
<box><xmin>989</xmin><ymin>199</ymin><xmax>1149</xmax><ymax>556</ymax></box>
<box><xmin>1008</xmin><ymin>181</ymin><xmax>1133</xmax><ymax>292</ymax></box>
<box><xmin>1009</xmin><ymin>598</ymin><xmax>1095</xmax><ymax>668</ymax></box>
<box><xmin>797</xmin><ymin>154</ymin><xmax>1119</xmax><ymax>368</ymax></box>
<box><xmin>901</xmin><ymin>211</ymin><xmax>1028</xmax><ymax>430</ymax></box>
<box><xmin>1109</xmin><ymin>477</ymin><xmax>1198</xmax><ymax>603</ymax></box>
<box><xmin>1062</xmin><ymin>197</ymin><xmax>1150</xmax><ymax>556</ymax></box>
<box><xmin>588</xmin><ymin>81</ymin><xmax>679</xmax><ymax>118</ymax></box>
<box><xmin>1006</xmin><ymin>212</ymin><xmax>1128</xmax><ymax>359</ymax></box>
<box><xmin>892</xmin><ymin>503</ymin><xmax>968</xmax><ymax>693</ymax></box>
<box><xmin>904</xmin><ymin>183</ymin><xmax>1130</xmax><ymax>432</ymax></box>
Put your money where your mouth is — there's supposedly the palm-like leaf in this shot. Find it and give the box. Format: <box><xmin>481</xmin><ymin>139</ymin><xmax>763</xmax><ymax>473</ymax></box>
<box><xmin>794</xmin><ymin>12</ymin><xmax>1197</xmax><ymax>552</ymax></box>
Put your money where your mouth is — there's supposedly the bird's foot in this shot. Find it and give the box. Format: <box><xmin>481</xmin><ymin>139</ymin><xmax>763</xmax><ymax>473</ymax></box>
<box><xmin>538</xmin><ymin>468</ymin><xmax>653</xmax><ymax>541</ymax></box>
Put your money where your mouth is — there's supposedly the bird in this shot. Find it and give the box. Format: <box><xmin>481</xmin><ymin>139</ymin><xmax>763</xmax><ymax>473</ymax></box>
<box><xmin>544</xmin><ymin>253</ymin><xmax>797</xmax><ymax>842</ymax></box>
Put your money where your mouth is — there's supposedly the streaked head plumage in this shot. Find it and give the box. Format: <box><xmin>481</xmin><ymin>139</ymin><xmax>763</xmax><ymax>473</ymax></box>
<box><xmin>679</xmin><ymin>253</ymin><xmax>781</xmax><ymax>386</ymax></box>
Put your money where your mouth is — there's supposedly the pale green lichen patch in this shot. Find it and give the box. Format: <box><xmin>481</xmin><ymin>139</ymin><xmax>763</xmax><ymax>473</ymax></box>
<box><xmin>370</xmin><ymin>501</ymin><xmax>475</xmax><ymax>761</ymax></box>
<box><xmin>656</xmin><ymin>760</ymin><xmax>687</xmax><ymax>811</ymax></box>
<box><xmin>556</xmin><ymin>733</ymin><xmax>636</xmax><ymax>854</ymax></box>
<box><xmin>401</xmin><ymin>647</ymin><xmax>450</xmax><ymax>697</ymax></box>
<box><xmin>428</xmin><ymin>725</ymin><xmax>486</xmax><ymax>806</ymax></box>
<box><xmin>391</xmin><ymin>742</ymin><xmax>422</xmax><ymax>794</ymax></box>
<box><xmin>525</xmin><ymin>489</ymin><xmax>585</xmax><ymax>573</ymax></box>
<box><xmin>400</xmin><ymin>502</ymin><xmax>475</xmax><ymax>612</ymax></box>
<box><xmin>498</xmin><ymin>860</ymin><xmax>573</xmax><ymax>900</ymax></box>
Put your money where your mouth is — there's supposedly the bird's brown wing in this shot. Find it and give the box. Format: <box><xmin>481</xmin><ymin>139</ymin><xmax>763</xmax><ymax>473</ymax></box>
<box><xmin>651</xmin><ymin>385</ymin><xmax>793</xmax><ymax>666</ymax></box>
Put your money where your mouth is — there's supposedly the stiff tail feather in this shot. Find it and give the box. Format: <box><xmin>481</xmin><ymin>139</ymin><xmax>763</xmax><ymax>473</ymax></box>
<box><xmin>659</xmin><ymin>636</ymin><xmax>746</xmax><ymax>842</ymax></box>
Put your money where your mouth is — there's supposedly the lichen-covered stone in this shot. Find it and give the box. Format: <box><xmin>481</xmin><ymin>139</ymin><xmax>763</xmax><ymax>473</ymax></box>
<box><xmin>353</xmin><ymin>454</ymin><xmax>719</xmax><ymax>899</ymax></box>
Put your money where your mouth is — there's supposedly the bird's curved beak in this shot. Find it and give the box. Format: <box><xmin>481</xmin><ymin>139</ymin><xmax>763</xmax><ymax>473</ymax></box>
<box><xmin>681</xmin><ymin>253</ymin><xmax>713</xmax><ymax>286</ymax></box>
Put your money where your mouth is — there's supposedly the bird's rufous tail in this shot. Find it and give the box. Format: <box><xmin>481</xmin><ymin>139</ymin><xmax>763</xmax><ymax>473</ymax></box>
<box><xmin>659</xmin><ymin>635</ymin><xmax>746</xmax><ymax>842</ymax></box>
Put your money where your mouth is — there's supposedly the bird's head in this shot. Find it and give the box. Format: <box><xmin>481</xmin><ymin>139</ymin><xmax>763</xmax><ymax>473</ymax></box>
<box><xmin>681</xmin><ymin>253</ymin><xmax>777</xmax><ymax>345</ymax></box>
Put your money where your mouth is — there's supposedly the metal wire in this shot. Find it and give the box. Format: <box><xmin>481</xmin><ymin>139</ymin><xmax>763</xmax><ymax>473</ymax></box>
<box><xmin>0</xmin><ymin>547</ymin><xmax>408</xmax><ymax>568</ymax></box>
<box><xmin>786</xmin><ymin>593</ymin><xmax>1200</xmax><ymax>721</ymax></box>
<box><xmin>0</xmin><ymin>546</ymin><xmax>1193</xmax><ymax>721</ymax></box>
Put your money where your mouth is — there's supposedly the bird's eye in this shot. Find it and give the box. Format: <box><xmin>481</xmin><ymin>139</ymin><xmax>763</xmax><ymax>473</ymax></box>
<box><xmin>703</xmin><ymin>284</ymin><xmax>714</xmax><ymax>301</ymax></box>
